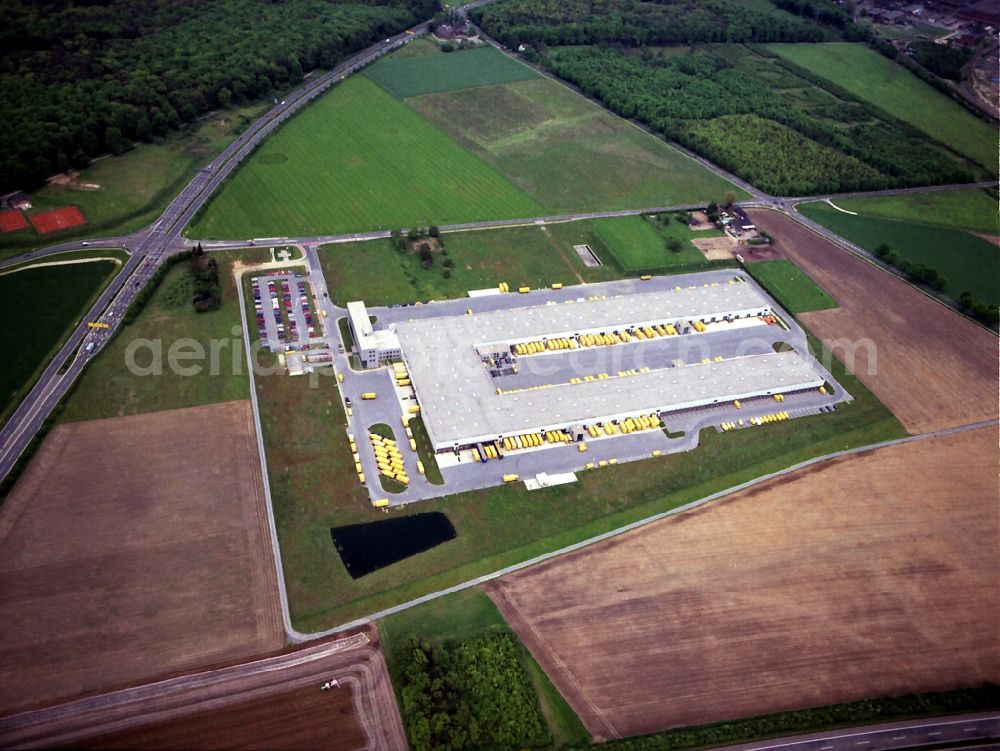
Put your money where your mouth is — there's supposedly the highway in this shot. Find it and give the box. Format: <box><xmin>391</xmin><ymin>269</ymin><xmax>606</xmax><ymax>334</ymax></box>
<box><xmin>0</xmin><ymin>21</ymin><xmax>433</xmax><ymax>482</ymax></box>
<box><xmin>712</xmin><ymin>713</ymin><xmax>1000</xmax><ymax>751</ymax></box>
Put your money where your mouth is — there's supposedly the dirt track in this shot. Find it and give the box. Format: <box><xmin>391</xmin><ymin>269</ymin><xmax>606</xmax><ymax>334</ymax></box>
<box><xmin>748</xmin><ymin>209</ymin><xmax>998</xmax><ymax>434</ymax></box>
<box><xmin>488</xmin><ymin>426</ymin><xmax>1000</xmax><ymax>741</ymax></box>
<box><xmin>0</xmin><ymin>401</ymin><xmax>284</xmax><ymax>716</ymax></box>
<box><xmin>0</xmin><ymin>629</ymin><xmax>406</xmax><ymax>751</ymax></box>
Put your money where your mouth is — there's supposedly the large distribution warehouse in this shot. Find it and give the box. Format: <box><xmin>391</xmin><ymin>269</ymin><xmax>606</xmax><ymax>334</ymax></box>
<box><xmin>392</xmin><ymin>280</ymin><xmax>826</xmax><ymax>453</ymax></box>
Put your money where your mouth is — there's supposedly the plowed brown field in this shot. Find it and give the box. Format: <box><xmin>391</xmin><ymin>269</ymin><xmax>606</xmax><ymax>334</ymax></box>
<box><xmin>0</xmin><ymin>401</ymin><xmax>284</xmax><ymax>716</ymax></box>
<box><xmin>748</xmin><ymin>209</ymin><xmax>998</xmax><ymax>434</ymax></box>
<box><xmin>489</xmin><ymin>426</ymin><xmax>1000</xmax><ymax>741</ymax></box>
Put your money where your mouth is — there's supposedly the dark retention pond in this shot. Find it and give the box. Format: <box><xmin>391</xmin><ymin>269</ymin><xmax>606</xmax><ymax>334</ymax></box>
<box><xmin>331</xmin><ymin>512</ymin><xmax>456</xmax><ymax>579</ymax></box>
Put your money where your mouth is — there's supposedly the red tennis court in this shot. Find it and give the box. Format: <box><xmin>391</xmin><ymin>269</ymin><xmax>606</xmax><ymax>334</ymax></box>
<box><xmin>29</xmin><ymin>205</ymin><xmax>86</xmax><ymax>234</ymax></box>
<box><xmin>0</xmin><ymin>210</ymin><xmax>28</xmax><ymax>233</ymax></box>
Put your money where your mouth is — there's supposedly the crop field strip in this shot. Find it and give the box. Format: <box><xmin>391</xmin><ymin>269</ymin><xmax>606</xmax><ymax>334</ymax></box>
<box><xmin>488</xmin><ymin>425</ymin><xmax>999</xmax><ymax>740</ymax></box>
<box><xmin>407</xmin><ymin>69</ymin><xmax>744</xmax><ymax>212</ymax></box>
<box><xmin>0</xmin><ymin>401</ymin><xmax>284</xmax><ymax>715</ymax></box>
<box><xmin>365</xmin><ymin>45</ymin><xmax>540</xmax><ymax>98</ymax></box>
<box><xmin>746</xmin><ymin>258</ymin><xmax>837</xmax><ymax>314</ymax></box>
<box><xmin>748</xmin><ymin>209</ymin><xmax>998</xmax><ymax>434</ymax></box>
<box><xmin>767</xmin><ymin>43</ymin><xmax>998</xmax><ymax>174</ymax></box>
<box><xmin>188</xmin><ymin>76</ymin><xmax>542</xmax><ymax>239</ymax></box>
<box><xmin>798</xmin><ymin>199</ymin><xmax>999</xmax><ymax>306</ymax></box>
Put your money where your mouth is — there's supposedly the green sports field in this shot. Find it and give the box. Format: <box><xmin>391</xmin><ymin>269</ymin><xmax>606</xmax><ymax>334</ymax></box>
<box><xmin>747</xmin><ymin>259</ymin><xmax>837</xmax><ymax>314</ymax></box>
<box><xmin>365</xmin><ymin>45</ymin><xmax>539</xmax><ymax>97</ymax></box>
<box><xmin>188</xmin><ymin>76</ymin><xmax>542</xmax><ymax>239</ymax></box>
<box><xmin>1</xmin><ymin>257</ymin><xmax>119</xmax><ymax>422</ymax></box>
<box><xmin>767</xmin><ymin>43</ymin><xmax>998</xmax><ymax>173</ymax></box>
<box><xmin>798</xmin><ymin>201</ymin><xmax>999</xmax><ymax>305</ymax></box>
<box><xmin>410</xmin><ymin>75</ymin><xmax>744</xmax><ymax>212</ymax></box>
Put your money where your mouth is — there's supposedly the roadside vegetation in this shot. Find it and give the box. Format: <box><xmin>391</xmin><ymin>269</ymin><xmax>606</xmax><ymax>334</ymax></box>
<box><xmin>57</xmin><ymin>248</ymin><xmax>269</xmax><ymax>424</ymax></box>
<box><xmin>747</xmin><ymin>259</ymin><xmax>837</xmax><ymax>314</ymax></box>
<box><xmin>0</xmin><ymin>255</ymin><xmax>120</xmax><ymax>423</ymax></box>
<box><xmin>593</xmin><ymin>684</ymin><xmax>1000</xmax><ymax>751</ymax></box>
<box><xmin>0</xmin><ymin>0</ymin><xmax>437</xmax><ymax>194</ymax></box>
<box><xmin>188</xmin><ymin>77</ymin><xmax>541</xmax><ymax>238</ymax></box>
<box><xmin>380</xmin><ymin>588</ymin><xmax>589</xmax><ymax>750</ymax></box>
<box><xmin>798</xmin><ymin>201</ymin><xmax>999</xmax><ymax>310</ymax></box>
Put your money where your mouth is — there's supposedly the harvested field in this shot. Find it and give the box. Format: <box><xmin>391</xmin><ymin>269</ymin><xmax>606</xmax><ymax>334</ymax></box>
<box><xmin>0</xmin><ymin>209</ymin><xmax>27</xmax><ymax>233</ymax></box>
<box><xmin>0</xmin><ymin>401</ymin><xmax>284</xmax><ymax>715</ymax></box>
<box><xmin>691</xmin><ymin>235</ymin><xmax>736</xmax><ymax>260</ymax></box>
<box><xmin>748</xmin><ymin>209</ymin><xmax>998</xmax><ymax>434</ymax></box>
<box><xmin>1</xmin><ymin>630</ymin><xmax>405</xmax><ymax>751</ymax></box>
<box><xmin>28</xmin><ymin>205</ymin><xmax>86</xmax><ymax>234</ymax></box>
<box><xmin>489</xmin><ymin>426</ymin><xmax>1000</xmax><ymax>741</ymax></box>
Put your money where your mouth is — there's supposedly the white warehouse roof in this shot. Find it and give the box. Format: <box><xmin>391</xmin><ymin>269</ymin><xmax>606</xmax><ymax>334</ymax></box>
<box><xmin>393</xmin><ymin>284</ymin><xmax>817</xmax><ymax>449</ymax></box>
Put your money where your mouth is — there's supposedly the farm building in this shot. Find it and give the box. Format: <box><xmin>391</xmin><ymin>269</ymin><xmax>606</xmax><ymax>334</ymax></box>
<box><xmin>391</xmin><ymin>281</ymin><xmax>825</xmax><ymax>452</ymax></box>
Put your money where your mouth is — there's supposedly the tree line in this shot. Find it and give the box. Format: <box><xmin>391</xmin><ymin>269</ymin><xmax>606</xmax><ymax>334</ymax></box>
<box><xmin>529</xmin><ymin>45</ymin><xmax>973</xmax><ymax>195</ymax></box>
<box><xmin>0</xmin><ymin>0</ymin><xmax>437</xmax><ymax>194</ymax></box>
<box><xmin>396</xmin><ymin>634</ymin><xmax>549</xmax><ymax>751</ymax></box>
<box><xmin>470</xmin><ymin>0</ymin><xmax>833</xmax><ymax>49</ymax></box>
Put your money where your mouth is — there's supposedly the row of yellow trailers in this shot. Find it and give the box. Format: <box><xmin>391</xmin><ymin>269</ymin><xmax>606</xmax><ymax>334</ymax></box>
<box><xmin>585</xmin><ymin>413</ymin><xmax>661</xmax><ymax>438</ymax></box>
<box><xmin>392</xmin><ymin>362</ymin><xmax>411</xmax><ymax>389</ymax></box>
<box><xmin>720</xmin><ymin>412</ymin><xmax>790</xmax><ymax>431</ymax></box>
<box><xmin>370</xmin><ymin>433</ymin><xmax>409</xmax><ymax>486</ymax></box>
<box><xmin>513</xmin><ymin>323</ymin><xmax>686</xmax><ymax>359</ymax></box>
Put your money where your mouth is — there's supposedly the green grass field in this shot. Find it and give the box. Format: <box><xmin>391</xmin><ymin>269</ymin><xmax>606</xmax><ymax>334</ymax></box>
<box><xmin>58</xmin><ymin>248</ymin><xmax>270</xmax><ymax>423</ymax></box>
<box><xmin>366</xmin><ymin>45</ymin><xmax>539</xmax><ymax>98</ymax></box>
<box><xmin>594</xmin><ymin>214</ymin><xmax>728</xmax><ymax>271</ymax></box>
<box><xmin>0</xmin><ymin>256</ymin><xmax>120</xmax><ymax>422</ymax></box>
<box><xmin>823</xmin><ymin>189</ymin><xmax>999</xmax><ymax>235</ymax></box>
<box><xmin>318</xmin><ymin>221</ymin><xmax>622</xmax><ymax>306</ymax></box>
<box><xmin>380</xmin><ymin>588</ymin><xmax>590</xmax><ymax>749</ymax></box>
<box><xmin>188</xmin><ymin>77</ymin><xmax>542</xmax><ymax>239</ymax></box>
<box><xmin>767</xmin><ymin>43</ymin><xmax>998</xmax><ymax>173</ymax></box>
<box><xmin>798</xmin><ymin>201</ymin><xmax>999</xmax><ymax>305</ymax></box>
<box><xmin>410</xmin><ymin>75</ymin><xmax>745</xmax><ymax>212</ymax></box>
<box><xmin>0</xmin><ymin>102</ymin><xmax>270</xmax><ymax>262</ymax></box>
<box><xmin>747</xmin><ymin>259</ymin><xmax>837</xmax><ymax>313</ymax></box>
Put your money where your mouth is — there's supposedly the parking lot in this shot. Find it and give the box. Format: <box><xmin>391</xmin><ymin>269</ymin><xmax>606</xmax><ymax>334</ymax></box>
<box><xmin>251</xmin><ymin>271</ymin><xmax>323</xmax><ymax>353</ymax></box>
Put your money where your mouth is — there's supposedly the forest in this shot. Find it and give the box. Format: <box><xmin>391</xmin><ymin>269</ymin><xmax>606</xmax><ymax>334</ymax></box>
<box><xmin>535</xmin><ymin>45</ymin><xmax>975</xmax><ymax>195</ymax></box>
<box><xmin>395</xmin><ymin>634</ymin><xmax>549</xmax><ymax>751</ymax></box>
<box><xmin>469</xmin><ymin>0</ymin><xmax>834</xmax><ymax>48</ymax></box>
<box><xmin>0</xmin><ymin>0</ymin><xmax>437</xmax><ymax>194</ymax></box>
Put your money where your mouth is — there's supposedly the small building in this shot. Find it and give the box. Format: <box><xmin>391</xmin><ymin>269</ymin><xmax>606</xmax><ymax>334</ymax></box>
<box><xmin>1</xmin><ymin>191</ymin><xmax>32</xmax><ymax>210</ymax></box>
<box><xmin>347</xmin><ymin>300</ymin><xmax>400</xmax><ymax>368</ymax></box>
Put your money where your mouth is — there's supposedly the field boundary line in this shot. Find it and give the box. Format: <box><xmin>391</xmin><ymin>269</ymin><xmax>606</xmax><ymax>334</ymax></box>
<box><xmin>778</xmin><ymin>206</ymin><xmax>999</xmax><ymax>337</ymax></box>
<box><xmin>289</xmin><ymin>419</ymin><xmax>996</xmax><ymax>641</ymax></box>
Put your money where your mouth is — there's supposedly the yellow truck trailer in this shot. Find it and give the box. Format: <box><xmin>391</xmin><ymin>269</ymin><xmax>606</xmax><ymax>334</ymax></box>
<box><xmin>503</xmin><ymin>474</ymin><xmax>519</xmax><ymax>483</ymax></box>
<box><xmin>361</xmin><ymin>392</ymin><xmax>377</xmax><ymax>400</ymax></box>
<box><xmin>372</xmin><ymin>498</ymin><xmax>389</xmax><ymax>508</ymax></box>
